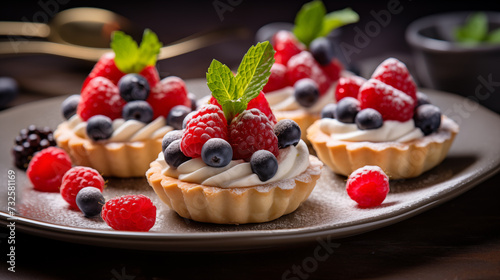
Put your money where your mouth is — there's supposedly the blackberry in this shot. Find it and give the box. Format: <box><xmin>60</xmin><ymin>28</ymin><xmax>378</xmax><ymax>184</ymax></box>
<box><xmin>12</xmin><ymin>125</ymin><xmax>57</xmax><ymax>170</ymax></box>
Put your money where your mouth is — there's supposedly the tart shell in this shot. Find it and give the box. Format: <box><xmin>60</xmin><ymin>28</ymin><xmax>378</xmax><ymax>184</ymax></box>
<box><xmin>307</xmin><ymin>116</ymin><xmax>459</xmax><ymax>179</ymax></box>
<box><xmin>54</xmin><ymin>122</ymin><xmax>162</xmax><ymax>178</ymax></box>
<box><xmin>146</xmin><ymin>155</ymin><xmax>323</xmax><ymax>224</ymax></box>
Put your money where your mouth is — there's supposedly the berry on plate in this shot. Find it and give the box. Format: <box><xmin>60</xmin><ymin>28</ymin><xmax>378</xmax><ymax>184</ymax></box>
<box><xmin>60</xmin><ymin>166</ymin><xmax>105</xmax><ymax>209</ymax></box>
<box><xmin>75</xmin><ymin>187</ymin><xmax>106</xmax><ymax>217</ymax></box>
<box><xmin>371</xmin><ymin>57</ymin><xmax>417</xmax><ymax>102</ymax></box>
<box><xmin>26</xmin><ymin>147</ymin><xmax>72</xmax><ymax>192</ymax></box>
<box><xmin>335</xmin><ymin>76</ymin><xmax>366</xmax><ymax>102</ymax></box>
<box><xmin>181</xmin><ymin>104</ymin><xmax>228</xmax><ymax>158</ymax></box>
<box><xmin>12</xmin><ymin>125</ymin><xmax>57</xmax><ymax>170</ymax></box>
<box><xmin>101</xmin><ymin>194</ymin><xmax>156</xmax><ymax>232</ymax></box>
<box><xmin>346</xmin><ymin>165</ymin><xmax>389</xmax><ymax>208</ymax></box>
<box><xmin>358</xmin><ymin>79</ymin><xmax>415</xmax><ymax>122</ymax></box>
<box><xmin>229</xmin><ymin>108</ymin><xmax>279</xmax><ymax>161</ymax></box>
<box><xmin>77</xmin><ymin>77</ymin><xmax>126</xmax><ymax>121</ymax></box>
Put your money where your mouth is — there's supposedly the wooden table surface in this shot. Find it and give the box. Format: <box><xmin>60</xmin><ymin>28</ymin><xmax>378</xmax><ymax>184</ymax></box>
<box><xmin>1</xmin><ymin>1</ymin><xmax>499</xmax><ymax>279</ymax></box>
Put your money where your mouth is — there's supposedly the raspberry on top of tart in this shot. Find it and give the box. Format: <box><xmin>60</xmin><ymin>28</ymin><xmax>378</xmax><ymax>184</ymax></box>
<box><xmin>54</xmin><ymin>29</ymin><xmax>195</xmax><ymax>177</ymax></box>
<box><xmin>147</xmin><ymin>42</ymin><xmax>323</xmax><ymax>224</ymax></box>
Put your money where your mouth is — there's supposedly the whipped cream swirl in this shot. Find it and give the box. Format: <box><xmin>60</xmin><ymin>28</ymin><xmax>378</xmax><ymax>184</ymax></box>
<box><xmin>319</xmin><ymin>118</ymin><xmax>424</xmax><ymax>143</ymax></box>
<box><xmin>66</xmin><ymin>115</ymin><xmax>172</xmax><ymax>142</ymax></box>
<box><xmin>156</xmin><ymin>140</ymin><xmax>310</xmax><ymax>188</ymax></box>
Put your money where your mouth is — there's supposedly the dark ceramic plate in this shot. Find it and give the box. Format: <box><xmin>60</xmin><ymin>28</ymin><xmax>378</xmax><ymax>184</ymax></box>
<box><xmin>1</xmin><ymin>79</ymin><xmax>499</xmax><ymax>251</ymax></box>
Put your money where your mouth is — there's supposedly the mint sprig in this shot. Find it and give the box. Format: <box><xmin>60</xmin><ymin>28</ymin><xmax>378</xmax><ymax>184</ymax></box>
<box><xmin>207</xmin><ymin>41</ymin><xmax>275</xmax><ymax>122</ymax></box>
<box><xmin>455</xmin><ymin>12</ymin><xmax>500</xmax><ymax>44</ymax></box>
<box><xmin>292</xmin><ymin>1</ymin><xmax>359</xmax><ymax>47</ymax></box>
<box><xmin>111</xmin><ymin>29</ymin><xmax>162</xmax><ymax>73</ymax></box>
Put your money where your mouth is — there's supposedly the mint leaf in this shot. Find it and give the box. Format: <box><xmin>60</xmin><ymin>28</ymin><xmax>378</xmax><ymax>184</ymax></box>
<box><xmin>235</xmin><ymin>41</ymin><xmax>275</xmax><ymax>105</ymax></box>
<box><xmin>487</xmin><ymin>28</ymin><xmax>500</xmax><ymax>43</ymax></box>
<box><xmin>111</xmin><ymin>31</ymin><xmax>139</xmax><ymax>73</ymax></box>
<box><xmin>454</xmin><ymin>12</ymin><xmax>488</xmax><ymax>43</ymax></box>
<box><xmin>293</xmin><ymin>0</ymin><xmax>326</xmax><ymax>47</ymax></box>
<box><xmin>136</xmin><ymin>29</ymin><xmax>162</xmax><ymax>72</ymax></box>
<box><xmin>111</xmin><ymin>29</ymin><xmax>162</xmax><ymax>73</ymax></box>
<box><xmin>319</xmin><ymin>8</ymin><xmax>359</xmax><ymax>37</ymax></box>
<box><xmin>206</xmin><ymin>42</ymin><xmax>275</xmax><ymax>122</ymax></box>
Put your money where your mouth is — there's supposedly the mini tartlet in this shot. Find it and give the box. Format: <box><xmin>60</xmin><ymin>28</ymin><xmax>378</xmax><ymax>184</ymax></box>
<box><xmin>307</xmin><ymin>58</ymin><xmax>459</xmax><ymax>179</ymax></box>
<box><xmin>260</xmin><ymin>3</ymin><xmax>359</xmax><ymax>141</ymax></box>
<box><xmin>54</xmin><ymin>30</ymin><xmax>193</xmax><ymax>177</ymax></box>
<box><xmin>146</xmin><ymin>42</ymin><xmax>323</xmax><ymax>224</ymax></box>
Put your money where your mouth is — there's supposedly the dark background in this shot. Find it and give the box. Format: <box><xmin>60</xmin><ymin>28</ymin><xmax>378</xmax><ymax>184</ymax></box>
<box><xmin>1</xmin><ymin>1</ymin><xmax>500</xmax><ymax>279</ymax></box>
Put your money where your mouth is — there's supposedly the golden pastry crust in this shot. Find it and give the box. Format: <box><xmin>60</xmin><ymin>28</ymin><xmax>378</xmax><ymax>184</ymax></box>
<box><xmin>146</xmin><ymin>155</ymin><xmax>323</xmax><ymax>224</ymax></box>
<box><xmin>307</xmin><ymin>116</ymin><xmax>459</xmax><ymax>179</ymax></box>
<box><xmin>54</xmin><ymin>122</ymin><xmax>162</xmax><ymax>177</ymax></box>
<box><xmin>274</xmin><ymin>109</ymin><xmax>319</xmax><ymax>143</ymax></box>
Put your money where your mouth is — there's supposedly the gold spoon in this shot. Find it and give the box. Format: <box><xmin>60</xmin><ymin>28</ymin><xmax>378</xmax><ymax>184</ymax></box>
<box><xmin>0</xmin><ymin>7</ymin><xmax>249</xmax><ymax>61</ymax></box>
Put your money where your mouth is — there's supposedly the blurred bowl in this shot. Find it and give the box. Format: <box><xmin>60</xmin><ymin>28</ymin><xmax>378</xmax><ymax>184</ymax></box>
<box><xmin>406</xmin><ymin>11</ymin><xmax>500</xmax><ymax>114</ymax></box>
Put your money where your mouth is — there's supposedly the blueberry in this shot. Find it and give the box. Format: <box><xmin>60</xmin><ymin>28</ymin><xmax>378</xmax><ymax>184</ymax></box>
<box><xmin>188</xmin><ymin>92</ymin><xmax>198</xmax><ymax>111</ymax></box>
<box><xmin>201</xmin><ymin>138</ymin><xmax>232</xmax><ymax>167</ymax></box>
<box><xmin>0</xmin><ymin>77</ymin><xmax>18</xmax><ymax>108</ymax></box>
<box><xmin>309</xmin><ymin>37</ymin><xmax>334</xmax><ymax>65</ymax></box>
<box><xmin>167</xmin><ymin>105</ymin><xmax>191</xmax><ymax>130</ymax></box>
<box><xmin>355</xmin><ymin>108</ymin><xmax>383</xmax><ymax>130</ymax></box>
<box><xmin>414</xmin><ymin>104</ymin><xmax>441</xmax><ymax>135</ymax></box>
<box><xmin>75</xmin><ymin>187</ymin><xmax>105</xmax><ymax>217</ymax></box>
<box><xmin>250</xmin><ymin>150</ymin><xmax>278</xmax><ymax>182</ymax></box>
<box><xmin>122</xmin><ymin>100</ymin><xmax>153</xmax><ymax>123</ymax></box>
<box><xmin>164</xmin><ymin>139</ymin><xmax>191</xmax><ymax>168</ymax></box>
<box><xmin>162</xmin><ymin>130</ymin><xmax>184</xmax><ymax>152</ymax></box>
<box><xmin>294</xmin><ymin>78</ymin><xmax>319</xmax><ymax>108</ymax></box>
<box><xmin>416</xmin><ymin>91</ymin><xmax>431</xmax><ymax>108</ymax></box>
<box><xmin>335</xmin><ymin>97</ymin><xmax>360</xmax><ymax>123</ymax></box>
<box><xmin>86</xmin><ymin>115</ymin><xmax>113</xmax><ymax>141</ymax></box>
<box><xmin>321</xmin><ymin>103</ymin><xmax>337</xmax><ymax>119</ymax></box>
<box><xmin>274</xmin><ymin>119</ymin><xmax>301</xmax><ymax>149</ymax></box>
<box><xmin>61</xmin><ymin>94</ymin><xmax>81</xmax><ymax>120</ymax></box>
<box><xmin>118</xmin><ymin>74</ymin><xmax>150</xmax><ymax>101</ymax></box>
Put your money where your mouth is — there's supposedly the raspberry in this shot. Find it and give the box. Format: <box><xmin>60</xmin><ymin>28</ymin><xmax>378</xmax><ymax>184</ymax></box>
<box><xmin>321</xmin><ymin>58</ymin><xmax>343</xmax><ymax>81</ymax></box>
<box><xmin>335</xmin><ymin>76</ymin><xmax>366</xmax><ymax>102</ymax></box>
<box><xmin>371</xmin><ymin>58</ymin><xmax>417</xmax><ymax>102</ymax></box>
<box><xmin>208</xmin><ymin>92</ymin><xmax>276</xmax><ymax>124</ymax></box>
<box><xmin>272</xmin><ymin>30</ymin><xmax>305</xmax><ymax>65</ymax></box>
<box><xmin>263</xmin><ymin>63</ymin><xmax>289</xmax><ymax>93</ymax></box>
<box><xmin>181</xmin><ymin>105</ymin><xmax>228</xmax><ymax>158</ymax></box>
<box><xmin>346</xmin><ymin>165</ymin><xmax>389</xmax><ymax>208</ymax></box>
<box><xmin>147</xmin><ymin>76</ymin><xmax>190</xmax><ymax>120</ymax></box>
<box><xmin>81</xmin><ymin>52</ymin><xmax>125</xmax><ymax>93</ymax></box>
<box><xmin>101</xmin><ymin>194</ymin><xmax>156</xmax><ymax>232</ymax></box>
<box><xmin>77</xmin><ymin>77</ymin><xmax>126</xmax><ymax>121</ymax></box>
<box><xmin>139</xmin><ymin>65</ymin><xmax>160</xmax><ymax>89</ymax></box>
<box><xmin>286</xmin><ymin>51</ymin><xmax>332</xmax><ymax>94</ymax></box>
<box><xmin>358</xmin><ymin>79</ymin><xmax>415</xmax><ymax>122</ymax></box>
<box><xmin>229</xmin><ymin>108</ymin><xmax>279</xmax><ymax>161</ymax></box>
<box><xmin>26</xmin><ymin>147</ymin><xmax>72</xmax><ymax>192</ymax></box>
<box><xmin>60</xmin><ymin>166</ymin><xmax>105</xmax><ymax>209</ymax></box>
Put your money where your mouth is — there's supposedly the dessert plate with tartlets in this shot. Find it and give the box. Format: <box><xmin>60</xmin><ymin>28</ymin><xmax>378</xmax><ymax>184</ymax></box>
<box><xmin>1</xmin><ymin>78</ymin><xmax>499</xmax><ymax>251</ymax></box>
